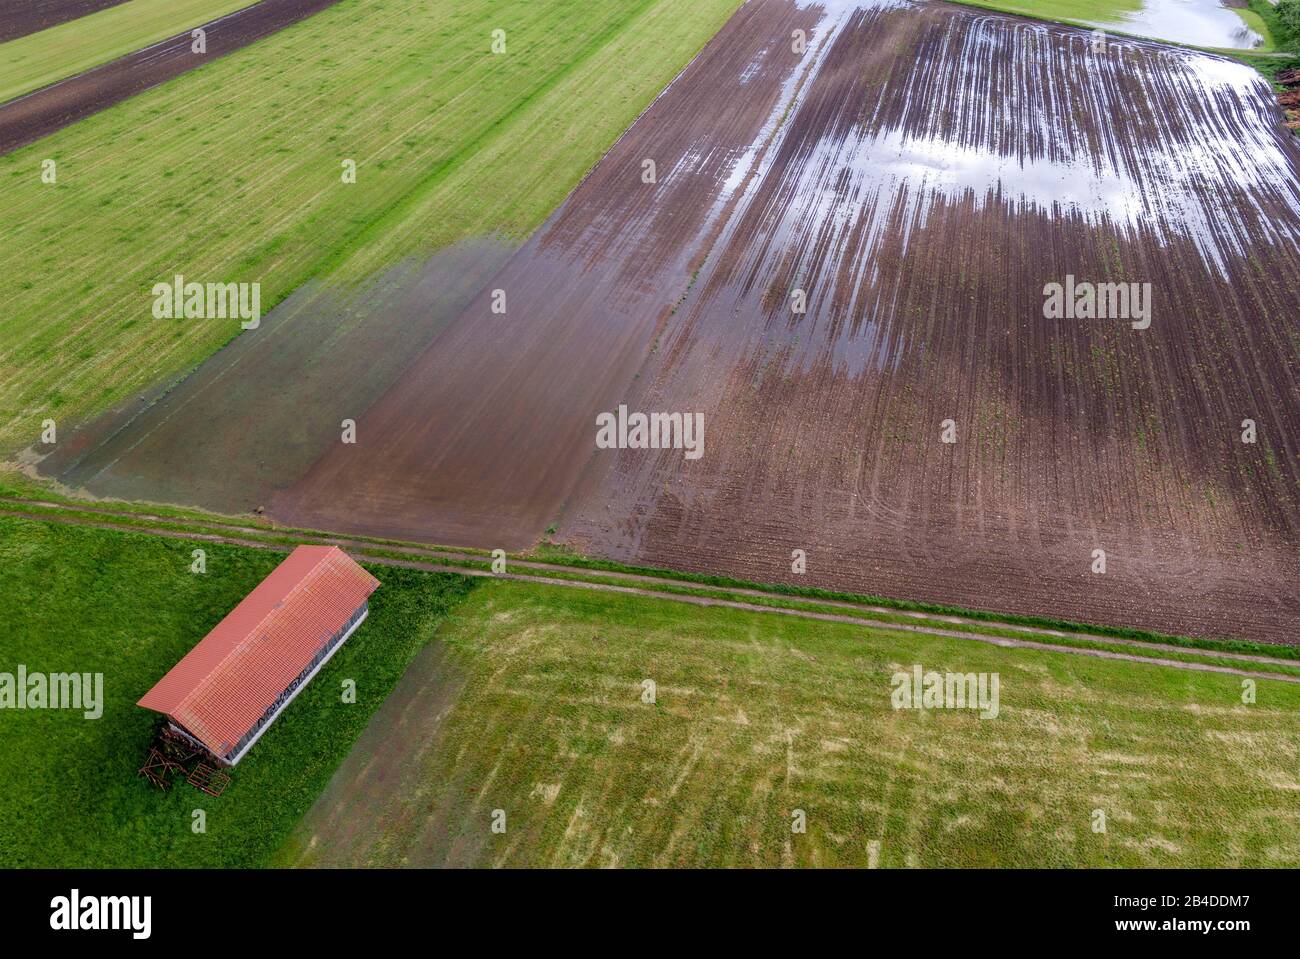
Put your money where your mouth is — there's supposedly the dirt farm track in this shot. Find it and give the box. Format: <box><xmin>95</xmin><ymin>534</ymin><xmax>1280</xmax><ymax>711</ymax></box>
<box><xmin>38</xmin><ymin>0</ymin><xmax>1300</xmax><ymax>645</ymax></box>
<box><xmin>0</xmin><ymin>0</ymin><xmax>129</xmax><ymax>43</ymax></box>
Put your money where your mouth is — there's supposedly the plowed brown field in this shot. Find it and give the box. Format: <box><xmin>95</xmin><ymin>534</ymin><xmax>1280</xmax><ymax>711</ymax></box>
<box><xmin>288</xmin><ymin>0</ymin><xmax>1300</xmax><ymax>643</ymax></box>
<box><xmin>564</xmin><ymin>0</ymin><xmax>1300</xmax><ymax>644</ymax></box>
<box><xmin>44</xmin><ymin>0</ymin><xmax>1300</xmax><ymax>644</ymax></box>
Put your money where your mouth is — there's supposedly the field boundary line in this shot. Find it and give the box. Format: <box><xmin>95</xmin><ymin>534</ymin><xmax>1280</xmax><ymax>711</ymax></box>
<box><xmin>5</xmin><ymin>503</ymin><xmax>1299</xmax><ymax>685</ymax></box>
<box><xmin>298</xmin><ymin>0</ymin><xmax>665</xmax><ymax>289</ymax></box>
<box><xmin>2</xmin><ymin>493</ymin><xmax>1295</xmax><ymax>667</ymax></box>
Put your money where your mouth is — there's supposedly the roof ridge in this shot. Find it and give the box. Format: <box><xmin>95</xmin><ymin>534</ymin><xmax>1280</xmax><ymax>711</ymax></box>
<box><xmin>174</xmin><ymin>547</ymin><xmax>340</xmax><ymax>716</ymax></box>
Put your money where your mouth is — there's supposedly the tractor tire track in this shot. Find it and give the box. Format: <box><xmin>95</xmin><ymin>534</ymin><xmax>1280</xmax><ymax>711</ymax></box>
<box><xmin>5</xmin><ymin>495</ymin><xmax>1296</xmax><ymax>667</ymax></box>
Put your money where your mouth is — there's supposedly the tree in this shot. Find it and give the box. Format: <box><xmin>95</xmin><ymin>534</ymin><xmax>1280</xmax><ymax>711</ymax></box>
<box><xmin>1278</xmin><ymin>0</ymin><xmax>1300</xmax><ymax>40</ymax></box>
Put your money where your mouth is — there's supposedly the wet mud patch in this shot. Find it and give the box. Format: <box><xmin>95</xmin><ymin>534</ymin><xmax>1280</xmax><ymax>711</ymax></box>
<box><xmin>274</xmin><ymin>642</ymin><xmax>479</xmax><ymax>868</ymax></box>
<box><xmin>272</xmin><ymin>0</ymin><xmax>827</xmax><ymax>547</ymax></box>
<box><xmin>34</xmin><ymin>238</ymin><xmax>516</xmax><ymax>514</ymax></box>
<box><xmin>555</xmin><ymin>0</ymin><xmax>1300</xmax><ymax>643</ymax></box>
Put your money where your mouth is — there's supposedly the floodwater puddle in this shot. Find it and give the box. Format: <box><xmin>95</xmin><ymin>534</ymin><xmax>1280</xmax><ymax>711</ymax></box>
<box><xmin>558</xmin><ymin>0</ymin><xmax>1300</xmax><ymax>644</ymax></box>
<box><xmin>1083</xmin><ymin>0</ymin><xmax>1263</xmax><ymax>50</ymax></box>
<box><xmin>34</xmin><ymin>238</ymin><xmax>517</xmax><ymax>513</ymax></box>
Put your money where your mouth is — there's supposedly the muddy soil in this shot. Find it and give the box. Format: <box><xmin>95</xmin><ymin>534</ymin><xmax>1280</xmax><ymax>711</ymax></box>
<box><xmin>39</xmin><ymin>0</ymin><xmax>1300</xmax><ymax>644</ymax></box>
<box><xmin>557</xmin><ymin>1</ymin><xmax>1300</xmax><ymax>644</ymax></box>
<box><xmin>0</xmin><ymin>0</ymin><xmax>129</xmax><ymax>43</ymax></box>
<box><xmin>273</xmin><ymin>0</ymin><xmax>827</xmax><ymax>548</ymax></box>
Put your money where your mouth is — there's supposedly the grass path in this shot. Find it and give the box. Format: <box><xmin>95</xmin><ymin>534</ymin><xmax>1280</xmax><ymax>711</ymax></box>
<box><xmin>0</xmin><ymin>0</ymin><xmax>258</xmax><ymax>103</ymax></box>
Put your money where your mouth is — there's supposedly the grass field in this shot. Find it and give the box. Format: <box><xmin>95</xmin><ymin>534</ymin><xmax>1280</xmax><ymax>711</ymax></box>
<box><xmin>278</xmin><ymin>578</ymin><xmax>1300</xmax><ymax>868</ymax></box>
<box><xmin>0</xmin><ymin>515</ymin><xmax>476</xmax><ymax>867</ymax></box>
<box><xmin>0</xmin><ymin>0</ymin><xmax>257</xmax><ymax>104</ymax></box>
<box><xmin>0</xmin><ymin>0</ymin><xmax>740</xmax><ymax>455</ymax></box>
<box><xmin>4</xmin><ymin>514</ymin><xmax>1297</xmax><ymax>868</ymax></box>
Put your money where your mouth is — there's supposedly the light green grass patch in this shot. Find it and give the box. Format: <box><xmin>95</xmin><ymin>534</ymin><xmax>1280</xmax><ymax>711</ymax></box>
<box><xmin>1235</xmin><ymin>9</ymin><xmax>1274</xmax><ymax>50</ymax></box>
<box><xmin>980</xmin><ymin>0</ymin><xmax>1141</xmax><ymax>20</ymax></box>
<box><xmin>279</xmin><ymin>579</ymin><xmax>1300</xmax><ymax>868</ymax></box>
<box><xmin>0</xmin><ymin>0</ymin><xmax>258</xmax><ymax>104</ymax></box>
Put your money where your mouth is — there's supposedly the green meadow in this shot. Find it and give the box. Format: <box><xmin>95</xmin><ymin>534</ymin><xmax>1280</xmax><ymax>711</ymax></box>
<box><xmin>0</xmin><ymin>515</ymin><xmax>476</xmax><ymax>867</ymax></box>
<box><xmin>0</xmin><ymin>0</ymin><xmax>741</xmax><ymax>454</ymax></box>
<box><xmin>5</xmin><ymin>516</ymin><xmax>1296</xmax><ymax>868</ymax></box>
<box><xmin>0</xmin><ymin>0</ymin><xmax>257</xmax><ymax>104</ymax></box>
<box><xmin>280</xmin><ymin>578</ymin><xmax>1300</xmax><ymax>868</ymax></box>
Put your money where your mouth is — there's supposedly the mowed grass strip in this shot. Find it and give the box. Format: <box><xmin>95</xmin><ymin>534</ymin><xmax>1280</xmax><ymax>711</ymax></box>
<box><xmin>0</xmin><ymin>515</ymin><xmax>477</xmax><ymax>867</ymax></box>
<box><xmin>0</xmin><ymin>0</ymin><xmax>258</xmax><ymax>103</ymax></box>
<box><xmin>279</xmin><ymin>579</ymin><xmax>1300</xmax><ymax>868</ymax></box>
<box><xmin>0</xmin><ymin>0</ymin><xmax>741</xmax><ymax>454</ymax></box>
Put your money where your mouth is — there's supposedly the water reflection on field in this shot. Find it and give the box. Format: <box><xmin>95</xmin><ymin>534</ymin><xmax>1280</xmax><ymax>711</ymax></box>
<box><xmin>1084</xmin><ymin>0</ymin><xmax>1263</xmax><ymax>49</ymax></box>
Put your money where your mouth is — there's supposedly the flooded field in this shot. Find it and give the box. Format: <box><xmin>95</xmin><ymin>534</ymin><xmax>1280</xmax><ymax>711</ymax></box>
<box><xmin>1084</xmin><ymin>0</ymin><xmax>1264</xmax><ymax>50</ymax></box>
<box><xmin>38</xmin><ymin>0</ymin><xmax>1300</xmax><ymax>643</ymax></box>
<box><xmin>36</xmin><ymin>240</ymin><xmax>517</xmax><ymax>512</ymax></box>
<box><xmin>272</xmin><ymin>0</ymin><xmax>821</xmax><ymax>546</ymax></box>
<box><xmin>558</xmin><ymin>0</ymin><xmax>1300</xmax><ymax>643</ymax></box>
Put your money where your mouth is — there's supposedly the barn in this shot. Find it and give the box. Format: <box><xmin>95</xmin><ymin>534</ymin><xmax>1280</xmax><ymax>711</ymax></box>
<box><xmin>138</xmin><ymin>545</ymin><xmax>379</xmax><ymax>767</ymax></box>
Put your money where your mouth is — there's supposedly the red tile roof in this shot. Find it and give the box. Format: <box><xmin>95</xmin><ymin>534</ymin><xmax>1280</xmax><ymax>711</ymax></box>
<box><xmin>138</xmin><ymin>546</ymin><xmax>379</xmax><ymax>760</ymax></box>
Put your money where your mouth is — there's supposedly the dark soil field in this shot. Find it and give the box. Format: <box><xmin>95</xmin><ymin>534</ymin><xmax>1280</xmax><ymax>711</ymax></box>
<box><xmin>556</xmin><ymin>0</ymin><xmax>1300</xmax><ymax>644</ymax></box>
<box><xmin>292</xmin><ymin>0</ymin><xmax>1300</xmax><ymax>643</ymax></box>
<box><xmin>0</xmin><ymin>0</ymin><xmax>129</xmax><ymax>42</ymax></box>
<box><xmin>0</xmin><ymin>0</ymin><xmax>341</xmax><ymax>155</ymax></box>
<box><xmin>40</xmin><ymin>0</ymin><xmax>1300</xmax><ymax>644</ymax></box>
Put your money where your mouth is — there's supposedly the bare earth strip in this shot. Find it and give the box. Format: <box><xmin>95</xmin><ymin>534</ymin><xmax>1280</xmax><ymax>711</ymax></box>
<box><xmin>0</xmin><ymin>0</ymin><xmax>342</xmax><ymax>154</ymax></box>
<box><xmin>0</xmin><ymin>0</ymin><xmax>129</xmax><ymax>42</ymax></box>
